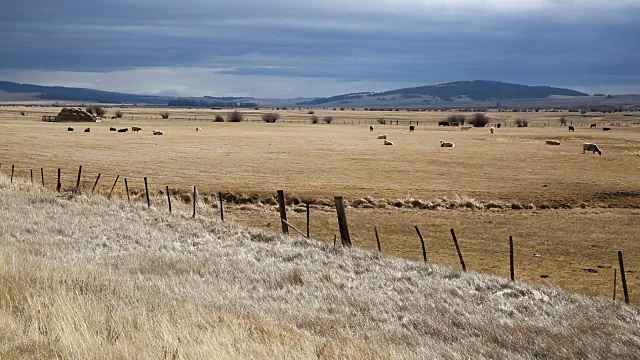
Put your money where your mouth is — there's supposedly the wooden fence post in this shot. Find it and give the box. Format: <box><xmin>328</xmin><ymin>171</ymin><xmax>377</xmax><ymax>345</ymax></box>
<box><xmin>166</xmin><ymin>186</ymin><xmax>172</xmax><ymax>213</ymax></box>
<box><xmin>124</xmin><ymin>178</ymin><xmax>130</xmax><ymax>202</ymax></box>
<box><xmin>92</xmin><ymin>173</ymin><xmax>101</xmax><ymax>194</ymax></box>
<box><xmin>109</xmin><ymin>175</ymin><xmax>119</xmax><ymax>198</ymax></box>
<box><xmin>334</xmin><ymin>196</ymin><xmax>351</xmax><ymax>247</ymax></box>
<box><xmin>618</xmin><ymin>251</ymin><xmax>630</xmax><ymax>304</ymax></box>
<box><xmin>414</xmin><ymin>226</ymin><xmax>428</xmax><ymax>263</ymax></box>
<box><xmin>40</xmin><ymin>168</ymin><xmax>44</xmax><ymax>187</ymax></box>
<box><xmin>510</xmin><ymin>236</ymin><xmax>515</xmax><ymax>281</ymax></box>
<box><xmin>73</xmin><ymin>165</ymin><xmax>82</xmax><ymax>194</ymax></box>
<box><xmin>10</xmin><ymin>165</ymin><xmax>14</xmax><ymax>183</ymax></box>
<box><xmin>57</xmin><ymin>168</ymin><xmax>61</xmax><ymax>192</ymax></box>
<box><xmin>30</xmin><ymin>169</ymin><xmax>33</xmax><ymax>184</ymax></box>
<box><xmin>613</xmin><ymin>269</ymin><xmax>617</xmax><ymax>303</ymax></box>
<box><xmin>277</xmin><ymin>190</ymin><xmax>289</xmax><ymax>235</ymax></box>
<box><xmin>450</xmin><ymin>228</ymin><xmax>467</xmax><ymax>271</ymax></box>
<box><xmin>192</xmin><ymin>185</ymin><xmax>197</xmax><ymax>218</ymax></box>
<box><xmin>306</xmin><ymin>202</ymin><xmax>310</xmax><ymax>238</ymax></box>
<box><xmin>144</xmin><ymin>177</ymin><xmax>150</xmax><ymax>210</ymax></box>
<box><xmin>219</xmin><ymin>192</ymin><xmax>224</xmax><ymax>222</ymax></box>
<box><xmin>374</xmin><ymin>225</ymin><xmax>381</xmax><ymax>253</ymax></box>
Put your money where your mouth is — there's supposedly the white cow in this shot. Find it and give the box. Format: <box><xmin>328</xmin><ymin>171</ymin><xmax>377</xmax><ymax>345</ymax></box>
<box><xmin>461</xmin><ymin>125</ymin><xmax>472</xmax><ymax>131</ymax></box>
<box><xmin>440</xmin><ymin>140</ymin><xmax>455</xmax><ymax>148</ymax></box>
<box><xmin>378</xmin><ymin>134</ymin><xmax>387</xmax><ymax>139</ymax></box>
<box><xmin>153</xmin><ymin>130</ymin><xmax>164</xmax><ymax>135</ymax></box>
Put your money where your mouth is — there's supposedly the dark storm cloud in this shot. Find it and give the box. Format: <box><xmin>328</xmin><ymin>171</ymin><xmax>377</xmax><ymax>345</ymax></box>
<box><xmin>1</xmin><ymin>1</ymin><xmax>639</xmax><ymax>96</ymax></box>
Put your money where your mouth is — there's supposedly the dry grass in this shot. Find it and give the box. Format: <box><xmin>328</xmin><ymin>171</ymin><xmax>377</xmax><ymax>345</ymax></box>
<box><xmin>1</xmin><ymin>178</ymin><xmax>639</xmax><ymax>359</ymax></box>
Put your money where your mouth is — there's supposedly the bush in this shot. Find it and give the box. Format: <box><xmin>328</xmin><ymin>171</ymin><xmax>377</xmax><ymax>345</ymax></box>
<box><xmin>559</xmin><ymin>117</ymin><xmax>567</xmax><ymax>126</ymax></box>
<box><xmin>514</xmin><ymin>118</ymin><xmax>529</xmax><ymax>127</ymax></box>
<box><xmin>323</xmin><ymin>116</ymin><xmax>333</xmax><ymax>124</ymax></box>
<box><xmin>467</xmin><ymin>113</ymin><xmax>489</xmax><ymax>127</ymax></box>
<box><xmin>310</xmin><ymin>115</ymin><xmax>319</xmax><ymax>124</ymax></box>
<box><xmin>85</xmin><ymin>106</ymin><xmax>106</xmax><ymax>117</ymax></box>
<box><xmin>446</xmin><ymin>114</ymin><xmax>466</xmax><ymax>126</ymax></box>
<box><xmin>85</xmin><ymin>107</ymin><xmax>94</xmax><ymax>115</ymax></box>
<box><xmin>160</xmin><ymin>111</ymin><xmax>170</xmax><ymax>119</ymax></box>
<box><xmin>308</xmin><ymin>110</ymin><xmax>315</xmax><ymax>114</ymax></box>
<box><xmin>115</xmin><ymin>110</ymin><xmax>123</xmax><ymax>118</ymax></box>
<box><xmin>377</xmin><ymin>118</ymin><xmax>386</xmax><ymax>125</ymax></box>
<box><xmin>227</xmin><ymin>110</ymin><xmax>243</xmax><ymax>122</ymax></box>
<box><xmin>262</xmin><ymin>112</ymin><xmax>280</xmax><ymax>123</ymax></box>
<box><xmin>214</xmin><ymin>114</ymin><xmax>224</xmax><ymax>122</ymax></box>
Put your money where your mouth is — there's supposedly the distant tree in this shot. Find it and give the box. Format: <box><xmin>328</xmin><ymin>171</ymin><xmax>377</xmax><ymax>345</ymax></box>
<box><xmin>160</xmin><ymin>111</ymin><xmax>170</xmax><ymax>119</ymax></box>
<box><xmin>323</xmin><ymin>116</ymin><xmax>333</xmax><ymax>124</ymax></box>
<box><xmin>514</xmin><ymin>118</ymin><xmax>529</xmax><ymax>127</ymax></box>
<box><xmin>558</xmin><ymin>117</ymin><xmax>567</xmax><ymax>126</ymax></box>
<box><xmin>214</xmin><ymin>114</ymin><xmax>224</xmax><ymax>122</ymax></box>
<box><xmin>446</xmin><ymin>114</ymin><xmax>466</xmax><ymax>126</ymax></box>
<box><xmin>262</xmin><ymin>112</ymin><xmax>280</xmax><ymax>123</ymax></box>
<box><xmin>115</xmin><ymin>110</ymin><xmax>123</xmax><ymax>118</ymax></box>
<box><xmin>310</xmin><ymin>115</ymin><xmax>319</xmax><ymax>124</ymax></box>
<box><xmin>227</xmin><ymin>110</ymin><xmax>243</xmax><ymax>122</ymax></box>
<box><xmin>467</xmin><ymin>113</ymin><xmax>489</xmax><ymax>127</ymax></box>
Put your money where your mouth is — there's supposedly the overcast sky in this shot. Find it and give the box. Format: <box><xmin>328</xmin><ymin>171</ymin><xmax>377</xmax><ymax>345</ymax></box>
<box><xmin>1</xmin><ymin>0</ymin><xmax>639</xmax><ymax>98</ymax></box>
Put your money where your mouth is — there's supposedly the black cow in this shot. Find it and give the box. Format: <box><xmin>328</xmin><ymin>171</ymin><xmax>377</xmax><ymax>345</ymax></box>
<box><xmin>569</xmin><ymin>126</ymin><xmax>575</xmax><ymax>132</ymax></box>
<box><xmin>117</xmin><ymin>128</ymin><xmax>129</xmax><ymax>133</ymax></box>
<box><xmin>109</xmin><ymin>127</ymin><xmax>117</xmax><ymax>131</ymax></box>
<box><xmin>84</xmin><ymin>128</ymin><xmax>90</xmax><ymax>132</ymax></box>
<box><xmin>438</xmin><ymin>121</ymin><xmax>450</xmax><ymax>126</ymax></box>
<box><xmin>496</xmin><ymin>123</ymin><xmax>502</xmax><ymax>129</ymax></box>
<box><xmin>590</xmin><ymin>123</ymin><xmax>597</xmax><ymax>128</ymax></box>
<box><xmin>409</xmin><ymin>125</ymin><xmax>415</xmax><ymax>132</ymax></box>
<box><xmin>603</xmin><ymin>127</ymin><xmax>611</xmax><ymax>131</ymax></box>
<box><xmin>67</xmin><ymin>127</ymin><xmax>74</xmax><ymax>131</ymax></box>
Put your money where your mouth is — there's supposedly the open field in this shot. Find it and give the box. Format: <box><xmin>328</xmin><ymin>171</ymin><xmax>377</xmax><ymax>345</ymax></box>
<box><xmin>1</xmin><ymin>107</ymin><xmax>639</xmax><ymax>301</ymax></box>
<box><xmin>1</xmin><ymin>180</ymin><xmax>639</xmax><ymax>359</ymax></box>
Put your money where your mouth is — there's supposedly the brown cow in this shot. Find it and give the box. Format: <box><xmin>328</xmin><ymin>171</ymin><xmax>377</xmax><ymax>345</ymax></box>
<box><xmin>132</xmin><ymin>126</ymin><xmax>142</xmax><ymax>133</ymax></box>
<box><xmin>109</xmin><ymin>127</ymin><xmax>117</xmax><ymax>131</ymax></box>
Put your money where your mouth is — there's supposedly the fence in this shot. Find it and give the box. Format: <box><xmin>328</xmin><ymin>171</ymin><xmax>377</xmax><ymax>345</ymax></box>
<box><xmin>0</xmin><ymin>160</ymin><xmax>635</xmax><ymax>305</ymax></box>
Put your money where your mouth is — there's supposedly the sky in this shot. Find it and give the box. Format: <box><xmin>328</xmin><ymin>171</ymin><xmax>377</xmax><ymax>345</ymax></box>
<box><xmin>1</xmin><ymin>0</ymin><xmax>639</xmax><ymax>98</ymax></box>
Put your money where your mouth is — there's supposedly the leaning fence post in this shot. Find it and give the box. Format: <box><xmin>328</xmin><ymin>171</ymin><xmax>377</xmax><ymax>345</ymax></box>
<box><xmin>450</xmin><ymin>228</ymin><xmax>466</xmax><ymax>272</ymax></box>
<box><xmin>374</xmin><ymin>225</ymin><xmax>381</xmax><ymax>253</ymax></box>
<box><xmin>277</xmin><ymin>190</ymin><xmax>289</xmax><ymax>235</ymax></box>
<box><xmin>10</xmin><ymin>165</ymin><xmax>14</xmax><ymax>183</ymax></box>
<box><xmin>618</xmin><ymin>250</ymin><xmax>630</xmax><ymax>304</ymax></box>
<box><xmin>334</xmin><ymin>196</ymin><xmax>352</xmax><ymax>247</ymax></box>
<box><xmin>124</xmin><ymin>178</ymin><xmax>130</xmax><ymax>202</ymax></box>
<box><xmin>144</xmin><ymin>177</ymin><xmax>150</xmax><ymax>210</ymax></box>
<box><xmin>40</xmin><ymin>167</ymin><xmax>44</xmax><ymax>187</ymax></box>
<box><xmin>414</xmin><ymin>226</ymin><xmax>428</xmax><ymax>263</ymax></box>
<box><xmin>192</xmin><ymin>185</ymin><xmax>197</xmax><ymax>218</ymax></box>
<box><xmin>109</xmin><ymin>175</ymin><xmax>120</xmax><ymax>198</ymax></box>
<box><xmin>164</xmin><ymin>186</ymin><xmax>172</xmax><ymax>213</ymax></box>
<box><xmin>73</xmin><ymin>165</ymin><xmax>82</xmax><ymax>194</ymax></box>
<box><xmin>92</xmin><ymin>173</ymin><xmax>101</xmax><ymax>194</ymax></box>
<box><xmin>218</xmin><ymin>192</ymin><xmax>224</xmax><ymax>222</ymax></box>
<box><xmin>56</xmin><ymin>168</ymin><xmax>61</xmax><ymax>192</ymax></box>
<box><xmin>510</xmin><ymin>236</ymin><xmax>515</xmax><ymax>281</ymax></box>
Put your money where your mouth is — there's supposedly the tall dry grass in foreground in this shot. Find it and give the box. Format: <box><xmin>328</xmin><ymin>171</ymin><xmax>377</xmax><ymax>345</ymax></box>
<box><xmin>0</xmin><ymin>176</ymin><xmax>639</xmax><ymax>359</ymax></box>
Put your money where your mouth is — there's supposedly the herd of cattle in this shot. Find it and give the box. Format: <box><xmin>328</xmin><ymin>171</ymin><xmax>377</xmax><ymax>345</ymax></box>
<box><xmin>67</xmin><ymin>126</ymin><xmax>165</xmax><ymax>135</ymax></box>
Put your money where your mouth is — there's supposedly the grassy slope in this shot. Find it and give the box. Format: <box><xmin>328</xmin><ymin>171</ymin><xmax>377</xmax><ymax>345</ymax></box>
<box><xmin>1</xmin><ymin>177</ymin><xmax>639</xmax><ymax>359</ymax></box>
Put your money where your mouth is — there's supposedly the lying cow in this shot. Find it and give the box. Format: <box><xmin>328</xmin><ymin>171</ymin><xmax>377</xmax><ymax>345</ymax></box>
<box><xmin>118</xmin><ymin>128</ymin><xmax>128</xmax><ymax>133</ymax></box>
<box><xmin>440</xmin><ymin>140</ymin><xmax>455</xmax><ymax>148</ymax></box>
<box><xmin>438</xmin><ymin>121</ymin><xmax>450</xmax><ymax>127</ymax></box>
<box><xmin>67</xmin><ymin>127</ymin><xmax>74</xmax><ymax>132</ymax></box>
<box><xmin>603</xmin><ymin>127</ymin><xmax>611</xmax><ymax>131</ymax></box>
<box><xmin>377</xmin><ymin>134</ymin><xmax>387</xmax><ymax>139</ymax></box>
<box><xmin>583</xmin><ymin>143</ymin><xmax>602</xmax><ymax>155</ymax></box>
<box><xmin>546</xmin><ymin>140</ymin><xmax>561</xmax><ymax>145</ymax></box>
<box><xmin>153</xmin><ymin>130</ymin><xmax>164</xmax><ymax>135</ymax></box>
<box><xmin>84</xmin><ymin>128</ymin><xmax>90</xmax><ymax>133</ymax></box>
<box><xmin>110</xmin><ymin>127</ymin><xmax>117</xmax><ymax>131</ymax></box>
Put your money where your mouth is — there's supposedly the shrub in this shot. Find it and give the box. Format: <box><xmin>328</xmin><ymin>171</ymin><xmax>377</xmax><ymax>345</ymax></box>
<box><xmin>308</xmin><ymin>110</ymin><xmax>315</xmax><ymax>114</ymax></box>
<box><xmin>85</xmin><ymin>107</ymin><xmax>94</xmax><ymax>115</ymax></box>
<box><xmin>446</xmin><ymin>114</ymin><xmax>466</xmax><ymax>126</ymax></box>
<box><xmin>467</xmin><ymin>113</ymin><xmax>489</xmax><ymax>127</ymax></box>
<box><xmin>214</xmin><ymin>114</ymin><xmax>224</xmax><ymax>122</ymax></box>
<box><xmin>323</xmin><ymin>116</ymin><xmax>333</xmax><ymax>124</ymax></box>
<box><xmin>377</xmin><ymin>118</ymin><xmax>386</xmax><ymax>125</ymax></box>
<box><xmin>262</xmin><ymin>112</ymin><xmax>280</xmax><ymax>123</ymax></box>
<box><xmin>310</xmin><ymin>115</ymin><xmax>319</xmax><ymax>124</ymax></box>
<box><xmin>160</xmin><ymin>111</ymin><xmax>170</xmax><ymax>119</ymax></box>
<box><xmin>85</xmin><ymin>106</ymin><xmax>106</xmax><ymax>117</ymax></box>
<box><xmin>115</xmin><ymin>110</ymin><xmax>123</xmax><ymax>118</ymax></box>
<box><xmin>227</xmin><ymin>110</ymin><xmax>243</xmax><ymax>122</ymax></box>
<box><xmin>559</xmin><ymin>117</ymin><xmax>567</xmax><ymax>126</ymax></box>
<box><xmin>514</xmin><ymin>118</ymin><xmax>529</xmax><ymax>127</ymax></box>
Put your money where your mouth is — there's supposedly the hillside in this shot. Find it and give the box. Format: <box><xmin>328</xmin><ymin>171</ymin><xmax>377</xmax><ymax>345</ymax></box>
<box><xmin>1</xmin><ymin>177</ymin><xmax>639</xmax><ymax>358</ymax></box>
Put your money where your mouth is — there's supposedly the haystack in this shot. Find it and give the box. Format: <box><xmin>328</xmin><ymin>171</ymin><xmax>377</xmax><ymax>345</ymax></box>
<box><xmin>55</xmin><ymin>107</ymin><xmax>96</xmax><ymax>122</ymax></box>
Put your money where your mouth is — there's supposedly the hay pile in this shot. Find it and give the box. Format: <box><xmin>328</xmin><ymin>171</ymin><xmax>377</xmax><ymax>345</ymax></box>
<box><xmin>55</xmin><ymin>107</ymin><xmax>95</xmax><ymax>122</ymax></box>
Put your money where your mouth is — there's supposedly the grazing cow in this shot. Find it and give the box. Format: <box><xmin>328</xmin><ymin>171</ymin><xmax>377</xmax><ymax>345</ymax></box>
<box><xmin>383</xmin><ymin>139</ymin><xmax>394</xmax><ymax>146</ymax></box>
<box><xmin>369</xmin><ymin>125</ymin><xmax>374</xmax><ymax>132</ymax></box>
<box><xmin>67</xmin><ymin>127</ymin><xmax>74</xmax><ymax>132</ymax></box>
<box><xmin>153</xmin><ymin>130</ymin><xmax>164</xmax><ymax>135</ymax></box>
<box><xmin>461</xmin><ymin>125</ymin><xmax>472</xmax><ymax>131</ymax></box>
<box><xmin>196</xmin><ymin>127</ymin><xmax>202</xmax><ymax>131</ymax></box>
<box><xmin>132</xmin><ymin>126</ymin><xmax>142</xmax><ymax>133</ymax></box>
<box><xmin>602</xmin><ymin>127</ymin><xmax>611</xmax><ymax>131</ymax></box>
<box><xmin>546</xmin><ymin>140</ymin><xmax>561</xmax><ymax>145</ymax></box>
<box><xmin>583</xmin><ymin>143</ymin><xmax>602</xmax><ymax>155</ymax></box>
<box><xmin>590</xmin><ymin>123</ymin><xmax>597</xmax><ymax>128</ymax></box>
<box><xmin>409</xmin><ymin>125</ymin><xmax>415</xmax><ymax>132</ymax></box>
<box><xmin>111</xmin><ymin>116</ymin><xmax>117</xmax><ymax>119</ymax></box>
<box><xmin>490</xmin><ymin>126</ymin><xmax>495</xmax><ymax>134</ymax></box>
<box><xmin>117</xmin><ymin>128</ymin><xmax>128</xmax><ymax>133</ymax></box>
<box><xmin>377</xmin><ymin>134</ymin><xmax>387</xmax><ymax>139</ymax></box>
<box><xmin>569</xmin><ymin>126</ymin><xmax>575</xmax><ymax>132</ymax></box>
<box><xmin>109</xmin><ymin>127</ymin><xmax>117</xmax><ymax>131</ymax></box>
<box><xmin>438</xmin><ymin>121</ymin><xmax>450</xmax><ymax>127</ymax></box>
<box><xmin>84</xmin><ymin>128</ymin><xmax>90</xmax><ymax>133</ymax></box>
<box><xmin>440</xmin><ymin>140</ymin><xmax>455</xmax><ymax>148</ymax></box>
<box><xmin>496</xmin><ymin>123</ymin><xmax>502</xmax><ymax>129</ymax></box>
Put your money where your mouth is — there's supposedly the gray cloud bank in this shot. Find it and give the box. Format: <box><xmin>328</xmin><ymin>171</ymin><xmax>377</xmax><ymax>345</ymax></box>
<box><xmin>1</xmin><ymin>0</ymin><xmax>639</xmax><ymax>97</ymax></box>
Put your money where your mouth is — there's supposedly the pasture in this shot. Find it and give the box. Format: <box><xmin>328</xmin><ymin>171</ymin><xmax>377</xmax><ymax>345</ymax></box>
<box><xmin>0</xmin><ymin>106</ymin><xmax>639</xmax><ymax>301</ymax></box>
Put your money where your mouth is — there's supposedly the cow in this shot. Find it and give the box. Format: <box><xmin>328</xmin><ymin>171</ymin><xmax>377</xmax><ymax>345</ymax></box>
<box><xmin>590</xmin><ymin>123</ymin><xmax>597</xmax><ymax>128</ymax></box>
<box><xmin>383</xmin><ymin>139</ymin><xmax>394</xmax><ymax>146</ymax></box>
<box><xmin>84</xmin><ymin>128</ymin><xmax>90</xmax><ymax>133</ymax></box>
<box><xmin>496</xmin><ymin>123</ymin><xmax>502</xmax><ymax>129</ymax></box>
<box><xmin>490</xmin><ymin>126</ymin><xmax>495</xmax><ymax>134</ymax></box>
<box><xmin>117</xmin><ymin>128</ymin><xmax>128</xmax><ymax>133</ymax></box>
<box><xmin>377</xmin><ymin>134</ymin><xmax>387</xmax><ymax>139</ymax></box>
<box><xmin>196</xmin><ymin>127</ymin><xmax>202</xmax><ymax>131</ymax></box>
<box><xmin>583</xmin><ymin>143</ymin><xmax>602</xmax><ymax>155</ymax></box>
<box><xmin>369</xmin><ymin>125</ymin><xmax>374</xmax><ymax>132</ymax></box>
<box><xmin>67</xmin><ymin>127</ymin><xmax>74</xmax><ymax>132</ymax></box>
<box><xmin>603</xmin><ymin>127</ymin><xmax>611</xmax><ymax>131</ymax></box>
<box><xmin>440</xmin><ymin>140</ymin><xmax>455</xmax><ymax>148</ymax></box>
<box><xmin>438</xmin><ymin>121</ymin><xmax>450</xmax><ymax>126</ymax></box>
<box><xmin>409</xmin><ymin>125</ymin><xmax>415</xmax><ymax>132</ymax></box>
<box><xmin>153</xmin><ymin>130</ymin><xmax>164</xmax><ymax>135</ymax></box>
<box><xmin>132</xmin><ymin>126</ymin><xmax>142</xmax><ymax>133</ymax></box>
<box><xmin>109</xmin><ymin>127</ymin><xmax>117</xmax><ymax>131</ymax></box>
<box><xmin>461</xmin><ymin>125</ymin><xmax>472</xmax><ymax>131</ymax></box>
<box><xmin>569</xmin><ymin>126</ymin><xmax>575</xmax><ymax>132</ymax></box>
<box><xmin>546</xmin><ymin>140</ymin><xmax>561</xmax><ymax>145</ymax></box>
<box><xmin>111</xmin><ymin>116</ymin><xmax>118</xmax><ymax>119</ymax></box>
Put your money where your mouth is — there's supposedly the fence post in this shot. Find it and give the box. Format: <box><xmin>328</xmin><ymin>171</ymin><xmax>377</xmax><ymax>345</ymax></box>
<box><xmin>414</xmin><ymin>226</ymin><xmax>428</xmax><ymax>263</ymax></box>
<box><xmin>219</xmin><ymin>192</ymin><xmax>224</xmax><ymax>222</ymax></box>
<box><xmin>92</xmin><ymin>173</ymin><xmax>101</xmax><ymax>194</ymax></box>
<box><xmin>306</xmin><ymin>201</ymin><xmax>310</xmax><ymax>238</ymax></box>
<box><xmin>277</xmin><ymin>190</ymin><xmax>289</xmax><ymax>235</ymax></box>
<box><xmin>374</xmin><ymin>225</ymin><xmax>381</xmax><ymax>253</ymax></box>
<box><xmin>166</xmin><ymin>186</ymin><xmax>172</xmax><ymax>213</ymax></box>
<box><xmin>57</xmin><ymin>168</ymin><xmax>61</xmax><ymax>192</ymax></box>
<box><xmin>73</xmin><ymin>165</ymin><xmax>82</xmax><ymax>194</ymax></box>
<box><xmin>613</xmin><ymin>269</ymin><xmax>617</xmax><ymax>303</ymax></box>
<box><xmin>450</xmin><ymin>229</ymin><xmax>466</xmax><ymax>271</ymax></box>
<box><xmin>144</xmin><ymin>177</ymin><xmax>150</xmax><ymax>210</ymax></box>
<box><xmin>618</xmin><ymin>251</ymin><xmax>630</xmax><ymax>304</ymax></box>
<box><xmin>30</xmin><ymin>169</ymin><xmax>33</xmax><ymax>184</ymax></box>
<box><xmin>109</xmin><ymin>175</ymin><xmax>120</xmax><ymax>198</ymax></box>
<box><xmin>192</xmin><ymin>185</ymin><xmax>197</xmax><ymax>218</ymax></box>
<box><xmin>334</xmin><ymin>196</ymin><xmax>352</xmax><ymax>247</ymax></box>
<box><xmin>41</xmin><ymin>167</ymin><xmax>44</xmax><ymax>187</ymax></box>
<box><xmin>125</xmin><ymin>178</ymin><xmax>130</xmax><ymax>202</ymax></box>
<box><xmin>10</xmin><ymin>165</ymin><xmax>14</xmax><ymax>183</ymax></box>
<box><xmin>510</xmin><ymin>236</ymin><xmax>515</xmax><ymax>281</ymax></box>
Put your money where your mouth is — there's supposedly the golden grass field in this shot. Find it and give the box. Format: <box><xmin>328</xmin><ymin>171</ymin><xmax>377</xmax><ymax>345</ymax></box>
<box><xmin>1</xmin><ymin>106</ymin><xmax>639</xmax><ymax>302</ymax></box>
